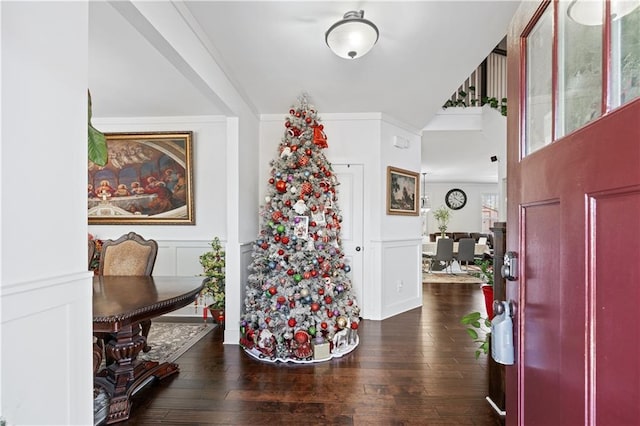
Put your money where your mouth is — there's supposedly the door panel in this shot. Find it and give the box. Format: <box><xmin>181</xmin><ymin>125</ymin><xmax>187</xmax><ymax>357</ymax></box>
<box><xmin>333</xmin><ymin>164</ymin><xmax>364</xmax><ymax>316</ymax></box>
<box><xmin>521</xmin><ymin>201</ymin><xmax>564</xmax><ymax>424</ymax></box>
<box><xmin>507</xmin><ymin>2</ymin><xmax>640</xmax><ymax>425</ymax></box>
<box><xmin>593</xmin><ymin>189</ymin><xmax>640</xmax><ymax>424</ymax></box>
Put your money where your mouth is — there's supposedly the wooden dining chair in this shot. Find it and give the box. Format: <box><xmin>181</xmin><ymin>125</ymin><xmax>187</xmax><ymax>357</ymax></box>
<box><xmin>98</xmin><ymin>232</ymin><xmax>158</xmax><ymax>352</ymax></box>
<box><xmin>88</xmin><ymin>239</ymin><xmax>96</xmax><ymax>270</ymax></box>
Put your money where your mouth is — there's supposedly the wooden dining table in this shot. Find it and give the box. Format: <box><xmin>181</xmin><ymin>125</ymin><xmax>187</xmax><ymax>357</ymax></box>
<box><xmin>93</xmin><ymin>275</ymin><xmax>205</xmax><ymax>424</ymax></box>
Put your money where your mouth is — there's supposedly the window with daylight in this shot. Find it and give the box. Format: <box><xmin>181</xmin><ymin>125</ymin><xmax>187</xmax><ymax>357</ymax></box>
<box><xmin>610</xmin><ymin>1</ymin><xmax>640</xmax><ymax>108</ymax></box>
<box><xmin>481</xmin><ymin>193</ymin><xmax>499</xmax><ymax>233</ymax></box>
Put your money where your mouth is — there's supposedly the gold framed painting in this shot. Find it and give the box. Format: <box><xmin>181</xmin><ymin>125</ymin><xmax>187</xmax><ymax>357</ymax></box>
<box><xmin>386</xmin><ymin>166</ymin><xmax>420</xmax><ymax>216</ymax></box>
<box><xmin>88</xmin><ymin>131</ymin><xmax>194</xmax><ymax>225</ymax></box>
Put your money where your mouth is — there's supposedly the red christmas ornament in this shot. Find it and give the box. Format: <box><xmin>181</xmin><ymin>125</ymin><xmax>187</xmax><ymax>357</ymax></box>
<box><xmin>291</xmin><ymin>145</ymin><xmax>298</xmax><ymax>152</ymax></box>
<box><xmin>289</xmin><ymin>301</ymin><xmax>296</xmax><ymax>308</ymax></box>
<box><xmin>315</xmin><ymin>192</ymin><xmax>322</xmax><ymax>198</ymax></box>
<box><xmin>324</xmin><ymin>296</ymin><xmax>333</xmax><ymax>304</ymax></box>
<box><xmin>301</xmin><ymin>182</ymin><xmax>313</xmax><ymax>195</ymax></box>
<box><xmin>311</xmin><ymin>270</ymin><xmax>318</xmax><ymax>277</ymax></box>
<box><xmin>350</xmin><ymin>322</ymin><xmax>359</xmax><ymax>330</ymax></box>
<box><xmin>285</xmin><ymin>121</ymin><xmax>291</xmax><ymax>128</ymax></box>
<box><xmin>325</xmin><ymin>171</ymin><xmax>331</xmax><ymax>177</ymax></box>
<box><xmin>269</xmin><ymin>178</ymin><xmax>275</xmax><ymax>184</ymax></box>
<box><xmin>327</xmin><ymin>310</ymin><xmax>334</xmax><ymax>318</ymax></box>
<box><xmin>318</xmin><ymin>288</ymin><xmax>325</xmax><ymax>295</ymax></box>
<box><xmin>288</xmin><ymin>318</ymin><xmax>297</xmax><ymax>327</ymax></box>
<box><xmin>310</xmin><ymin>221</ymin><xmax>316</xmax><ymax>227</ymax></box>
<box><xmin>287</xmin><ymin>269</ymin><xmax>295</xmax><ymax>276</ymax></box>
<box><xmin>281</xmin><ymin>236</ymin><xmax>290</xmax><ymax>244</ymax></box>
<box><xmin>317</xmin><ymin>257</ymin><xmax>324</xmax><ymax>263</ymax></box>
<box><xmin>320</xmin><ymin>322</ymin><xmax>328</xmax><ymax>330</ymax></box>
<box><xmin>274</xmin><ymin>235</ymin><xmax>281</xmax><ymax>242</ymax></box>
<box><xmin>277</xmin><ymin>296</ymin><xmax>286</xmax><ymax>304</ymax></box>
<box><xmin>284</xmin><ymin>200</ymin><xmax>292</xmax><ymax>207</ymax></box>
<box><xmin>275</xmin><ymin>180</ymin><xmax>287</xmax><ymax>193</ymax></box>
<box><xmin>268</xmin><ymin>286</ymin><xmax>277</xmax><ymax>295</ymax></box>
<box><xmin>261</xmin><ymin>242</ymin><xmax>269</xmax><ymax>250</ymax></box>
<box><xmin>303</xmin><ymin>271</ymin><xmax>311</xmax><ymax>279</ymax></box>
<box><xmin>278</xmin><ymin>249</ymin><xmax>285</xmax><ymax>255</ymax></box>
<box><xmin>272</xmin><ymin>211</ymin><xmax>283</xmax><ymax>221</ymax></box>
<box><xmin>311</xmin><ymin>205</ymin><xmax>317</xmax><ymax>212</ymax></box>
<box><xmin>289</xmin><ymin>109</ymin><xmax>295</xmax><ymax>114</ymax></box>
<box><xmin>265</xmin><ymin>317</ymin><xmax>271</xmax><ymax>324</ymax></box>
<box><xmin>305</xmin><ymin>117</ymin><xmax>312</xmax><ymax>124</ymax></box>
<box><xmin>305</xmin><ymin>148</ymin><xmax>312</xmax><ymax>156</ymax></box>
<box><xmin>294</xmin><ymin>330</ymin><xmax>309</xmax><ymax>343</ymax></box>
<box><xmin>295</xmin><ymin>112</ymin><xmax>301</xmax><ymax>118</ymax></box>
<box><xmin>310</xmin><ymin>302</ymin><xmax>320</xmax><ymax>312</ymax></box>
<box><xmin>298</xmin><ymin>156</ymin><xmax>309</xmax><ymax>167</ymax></box>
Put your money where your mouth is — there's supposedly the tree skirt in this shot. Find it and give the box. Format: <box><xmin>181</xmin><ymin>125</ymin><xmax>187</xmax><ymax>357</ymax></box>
<box><xmin>242</xmin><ymin>335</ymin><xmax>359</xmax><ymax>364</ymax></box>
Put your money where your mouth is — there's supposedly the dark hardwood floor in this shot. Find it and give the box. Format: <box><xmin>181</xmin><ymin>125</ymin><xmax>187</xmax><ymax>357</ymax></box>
<box><xmin>122</xmin><ymin>282</ymin><xmax>502</xmax><ymax>425</ymax></box>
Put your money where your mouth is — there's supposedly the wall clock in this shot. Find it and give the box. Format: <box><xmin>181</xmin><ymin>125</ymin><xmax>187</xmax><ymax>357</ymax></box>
<box><xmin>445</xmin><ymin>188</ymin><xmax>467</xmax><ymax>210</ymax></box>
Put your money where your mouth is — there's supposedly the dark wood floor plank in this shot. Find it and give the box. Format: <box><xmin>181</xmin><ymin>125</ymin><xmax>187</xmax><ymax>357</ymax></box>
<box><xmin>119</xmin><ymin>282</ymin><xmax>503</xmax><ymax>425</ymax></box>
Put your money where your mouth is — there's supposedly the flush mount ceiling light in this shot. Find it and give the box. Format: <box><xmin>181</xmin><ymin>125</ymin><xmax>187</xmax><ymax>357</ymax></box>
<box><xmin>567</xmin><ymin>0</ymin><xmax>639</xmax><ymax>26</ymax></box>
<box><xmin>325</xmin><ymin>10</ymin><xmax>379</xmax><ymax>59</ymax></box>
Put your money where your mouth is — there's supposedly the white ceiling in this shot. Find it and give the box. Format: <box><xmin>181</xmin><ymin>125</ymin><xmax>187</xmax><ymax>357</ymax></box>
<box><xmin>88</xmin><ymin>1</ymin><xmax>520</xmax><ymax>182</ymax></box>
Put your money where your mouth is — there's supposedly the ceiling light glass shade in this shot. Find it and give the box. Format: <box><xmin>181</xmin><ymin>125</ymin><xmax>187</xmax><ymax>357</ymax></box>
<box><xmin>567</xmin><ymin>0</ymin><xmax>639</xmax><ymax>26</ymax></box>
<box><xmin>325</xmin><ymin>10</ymin><xmax>379</xmax><ymax>59</ymax></box>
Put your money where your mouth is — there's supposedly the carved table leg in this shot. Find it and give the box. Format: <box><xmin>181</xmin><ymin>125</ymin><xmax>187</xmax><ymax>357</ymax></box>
<box><xmin>94</xmin><ymin>322</ymin><xmax>181</xmax><ymax>424</ymax></box>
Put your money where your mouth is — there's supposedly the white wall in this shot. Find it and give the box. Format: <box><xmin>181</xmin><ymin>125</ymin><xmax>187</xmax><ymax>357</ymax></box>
<box><xmin>1</xmin><ymin>2</ymin><xmax>93</xmax><ymax>425</ymax></box>
<box><xmin>89</xmin><ymin>116</ymin><xmax>228</xmax><ymax>241</ymax></box>
<box><xmin>423</xmin><ymin>182</ymin><xmax>499</xmax><ymax>235</ymax></box>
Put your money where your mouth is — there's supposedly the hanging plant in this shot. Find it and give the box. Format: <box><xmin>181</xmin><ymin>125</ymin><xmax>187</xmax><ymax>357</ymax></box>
<box><xmin>443</xmin><ymin>86</ymin><xmax>507</xmax><ymax>116</ymax></box>
<box><xmin>88</xmin><ymin>90</ymin><xmax>108</xmax><ymax>166</ymax></box>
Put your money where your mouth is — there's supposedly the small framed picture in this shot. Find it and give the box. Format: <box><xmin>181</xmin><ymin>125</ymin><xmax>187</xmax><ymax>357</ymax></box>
<box><xmin>294</xmin><ymin>216</ymin><xmax>309</xmax><ymax>239</ymax></box>
<box><xmin>386</xmin><ymin>166</ymin><xmax>420</xmax><ymax>216</ymax></box>
<box><xmin>312</xmin><ymin>211</ymin><xmax>326</xmax><ymax>226</ymax></box>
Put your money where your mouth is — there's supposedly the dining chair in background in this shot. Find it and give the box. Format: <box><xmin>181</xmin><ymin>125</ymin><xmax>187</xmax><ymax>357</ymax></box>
<box><xmin>429</xmin><ymin>238</ymin><xmax>454</xmax><ymax>273</ymax></box>
<box><xmin>456</xmin><ymin>238</ymin><xmax>476</xmax><ymax>271</ymax></box>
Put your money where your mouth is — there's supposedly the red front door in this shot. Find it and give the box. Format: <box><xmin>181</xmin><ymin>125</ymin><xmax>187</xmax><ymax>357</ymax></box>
<box><xmin>506</xmin><ymin>1</ymin><xmax>640</xmax><ymax>425</ymax></box>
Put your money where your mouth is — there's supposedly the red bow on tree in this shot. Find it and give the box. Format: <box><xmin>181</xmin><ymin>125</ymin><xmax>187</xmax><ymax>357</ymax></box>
<box><xmin>313</xmin><ymin>125</ymin><xmax>328</xmax><ymax>149</ymax></box>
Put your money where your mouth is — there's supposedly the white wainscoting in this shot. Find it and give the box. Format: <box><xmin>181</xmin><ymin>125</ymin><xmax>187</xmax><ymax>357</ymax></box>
<box><xmin>1</xmin><ymin>273</ymin><xmax>93</xmax><ymax>426</ymax></box>
<box><xmin>152</xmin><ymin>240</ymin><xmax>211</xmax><ymax>318</ymax></box>
<box><xmin>380</xmin><ymin>239</ymin><xmax>423</xmax><ymax>319</ymax></box>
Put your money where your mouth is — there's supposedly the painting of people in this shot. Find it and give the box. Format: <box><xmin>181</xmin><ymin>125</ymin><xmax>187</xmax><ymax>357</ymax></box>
<box><xmin>88</xmin><ymin>131</ymin><xmax>194</xmax><ymax>224</ymax></box>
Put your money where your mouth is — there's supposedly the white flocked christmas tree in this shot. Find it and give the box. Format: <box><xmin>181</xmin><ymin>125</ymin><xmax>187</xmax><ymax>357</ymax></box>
<box><xmin>239</xmin><ymin>94</ymin><xmax>360</xmax><ymax>363</ymax></box>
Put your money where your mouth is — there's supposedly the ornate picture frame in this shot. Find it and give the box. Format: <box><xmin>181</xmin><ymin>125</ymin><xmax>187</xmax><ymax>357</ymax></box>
<box><xmin>386</xmin><ymin>166</ymin><xmax>420</xmax><ymax>216</ymax></box>
<box><xmin>88</xmin><ymin>131</ymin><xmax>194</xmax><ymax>225</ymax></box>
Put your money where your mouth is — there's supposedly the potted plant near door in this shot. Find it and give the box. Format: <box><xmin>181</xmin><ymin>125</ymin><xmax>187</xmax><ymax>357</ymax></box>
<box><xmin>432</xmin><ymin>205</ymin><xmax>452</xmax><ymax>238</ymax></box>
<box><xmin>461</xmin><ymin>259</ymin><xmax>494</xmax><ymax>358</ymax></box>
<box><xmin>199</xmin><ymin>237</ymin><xmax>225</xmax><ymax>324</ymax></box>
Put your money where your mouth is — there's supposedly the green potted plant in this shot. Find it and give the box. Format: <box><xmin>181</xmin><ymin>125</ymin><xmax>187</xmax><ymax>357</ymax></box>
<box><xmin>461</xmin><ymin>311</ymin><xmax>491</xmax><ymax>359</ymax></box>
<box><xmin>461</xmin><ymin>259</ymin><xmax>494</xmax><ymax>358</ymax></box>
<box><xmin>432</xmin><ymin>205</ymin><xmax>452</xmax><ymax>238</ymax></box>
<box><xmin>199</xmin><ymin>237</ymin><xmax>225</xmax><ymax>324</ymax></box>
